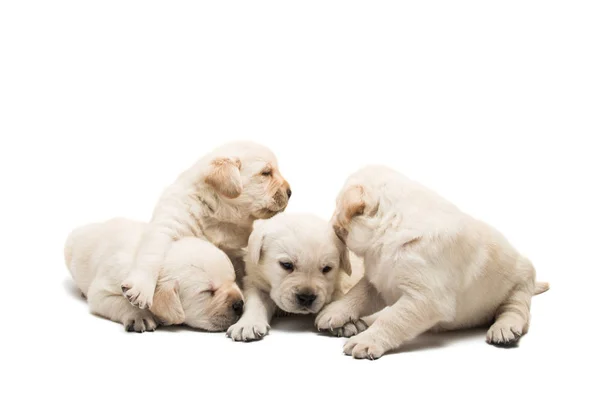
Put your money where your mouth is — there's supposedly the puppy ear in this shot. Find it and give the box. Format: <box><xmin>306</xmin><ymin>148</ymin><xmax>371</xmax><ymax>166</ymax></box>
<box><xmin>246</xmin><ymin>220</ymin><xmax>266</xmax><ymax>265</ymax></box>
<box><xmin>334</xmin><ymin>185</ymin><xmax>376</xmax><ymax>234</ymax></box>
<box><xmin>204</xmin><ymin>157</ymin><xmax>243</xmax><ymax>198</ymax></box>
<box><xmin>340</xmin><ymin>185</ymin><xmax>366</xmax><ymax>222</ymax></box>
<box><xmin>150</xmin><ymin>280</ymin><xmax>185</xmax><ymax>325</ymax></box>
<box><xmin>339</xmin><ymin>246</ymin><xmax>352</xmax><ymax>276</ymax></box>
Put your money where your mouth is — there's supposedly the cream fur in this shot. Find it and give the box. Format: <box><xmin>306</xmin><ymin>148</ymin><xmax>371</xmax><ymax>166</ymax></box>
<box><xmin>65</xmin><ymin>218</ymin><xmax>244</xmax><ymax>332</ymax></box>
<box><xmin>120</xmin><ymin>141</ymin><xmax>291</xmax><ymax>310</ymax></box>
<box><xmin>227</xmin><ymin>213</ymin><xmax>353</xmax><ymax>342</ymax></box>
<box><xmin>316</xmin><ymin>165</ymin><xmax>549</xmax><ymax>359</ymax></box>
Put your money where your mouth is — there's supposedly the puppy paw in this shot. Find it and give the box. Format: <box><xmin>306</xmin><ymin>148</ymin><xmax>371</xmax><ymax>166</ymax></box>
<box><xmin>343</xmin><ymin>332</ymin><xmax>386</xmax><ymax>360</ymax></box>
<box><xmin>123</xmin><ymin>312</ymin><xmax>158</xmax><ymax>333</ymax></box>
<box><xmin>333</xmin><ymin>319</ymin><xmax>369</xmax><ymax>338</ymax></box>
<box><xmin>227</xmin><ymin>320</ymin><xmax>270</xmax><ymax>342</ymax></box>
<box><xmin>315</xmin><ymin>301</ymin><xmax>358</xmax><ymax>333</ymax></box>
<box><xmin>486</xmin><ymin>322</ymin><xmax>523</xmax><ymax>347</ymax></box>
<box><xmin>121</xmin><ymin>272</ymin><xmax>155</xmax><ymax>310</ymax></box>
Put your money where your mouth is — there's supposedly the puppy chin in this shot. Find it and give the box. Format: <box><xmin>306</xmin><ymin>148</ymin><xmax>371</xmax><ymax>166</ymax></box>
<box><xmin>253</xmin><ymin>208</ymin><xmax>279</xmax><ymax>219</ymax></box>
<box><xmin>253</xmin><ymin>205</ymin><xmax>286</xmax><ymax>219</ymax></box>
<box><xmin>276</xmin><ymin>297</ymin><xmax>323</xmax><ymax>315</ymax></box>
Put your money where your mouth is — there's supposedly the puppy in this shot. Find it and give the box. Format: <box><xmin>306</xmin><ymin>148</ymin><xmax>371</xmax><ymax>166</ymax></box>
<box><xmin>119</xmin><ymin>141</ymin><xmax>291</xmax><ymax>310</ymax></box>
<box><xmin>316</xmin><ymin>165</ymin><xmax>549</xmax><ymax>359</ymax></box>
<box><xmin>65</xmin><ymin>218</ymin><xmax>244</xmax><ymax>332</ymax></box>
<box><xmin>227</xmin><ymin>213</ymin><xmax>352</xmax><ymax>341</ymax></box>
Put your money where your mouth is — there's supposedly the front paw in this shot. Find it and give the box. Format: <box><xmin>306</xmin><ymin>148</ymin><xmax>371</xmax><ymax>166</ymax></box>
<box><xmin>121</xmin><ymin>272</ymin><xmax>155</xmax><ymax>310</ymax></box>
<box><xmin>315</xmin><ymin>301</ymin><xmax>358</xmax><ymax>333</ymax></box>
<box><xmin>343</xmin><ymin>331</ymin><xmax>387</xmax><ymax>360</ymax></box>
<box><xmin>336</xmin><ymin>319</ymin><xmax>369</xmax><ymax>337</ymax></box>
<box><xmin>123</xmin><ymin>312</ymin><xmax>158</xmax><ymax>333</ymax></box>
<box><xmin>227</xmin><ymin>319</ymin><xmax>270</xmax><ymax>342</ymax></box>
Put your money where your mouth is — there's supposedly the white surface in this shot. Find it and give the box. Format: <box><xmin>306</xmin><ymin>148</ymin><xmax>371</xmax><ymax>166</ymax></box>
<box><xmin>1</xmin><ymin>1</ymin><xmax>598</xmax><ymax>410</ymax></box>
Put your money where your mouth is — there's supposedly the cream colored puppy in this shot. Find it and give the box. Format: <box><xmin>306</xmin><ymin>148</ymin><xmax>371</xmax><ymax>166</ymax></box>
<box><xmin>227</xmin><ymin>213</ymin><xmax>352</xmax><ymax>342</ymax></box>
<box><xmin>65</xmin><ymin>218</ymin><xmax>244</xmax><ymax>332</ymax></box>
<box><xmin>316</xmin><ymin>165</ymin><xmax>549</xmax><ymax>359</ymax></box>
<box><xmin>120</xmin><ymin>142</ymin><xmax>291</xmax><ymax>310</ymax></box>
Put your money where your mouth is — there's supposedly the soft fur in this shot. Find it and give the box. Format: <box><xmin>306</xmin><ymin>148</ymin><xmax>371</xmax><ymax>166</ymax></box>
<box><xmin>227</xmin><ymin>213</ymin><xmax>353</xmax><ymax>342</ymax></box>
<box><xmin>120</xmin><ymin>141</ymin><xmax>291</xmax><ymax>310</ymax></box>
<box><xmin>65</xmin><ymin>218</ymin><xmax>244</xmax><ymax>332</ymax></box>
<box><xmin>316</xmin><ymin>165</ymin><xmax>549</xmax><ymax>359</ymax></box>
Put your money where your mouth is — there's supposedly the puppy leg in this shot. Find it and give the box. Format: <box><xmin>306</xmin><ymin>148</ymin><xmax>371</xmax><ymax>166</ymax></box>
<box><xmin>343</xmin><ymin>294</ymin><xmax>447</xmax><ymax>360</ymax></box>
<box><xmin>338</xmin><ymin>309</ymin><xmax>386</xmax><ymax>337</ymax></box>
<box><xmin>315</xmin><ymin>277</ymin><xmax>385</xmax><ymax>333</ymax></box>
<box><xmin>486</xmin><ymin>283</ymin><xmax>533</xmax><ymax>347</ymax></box>
<box><xmin>88</xmin><ymin>281</ymin><xmax>158</xmax><ymax>333</ymax></box>
<box><xmin>227</xmin><ymin>287</ymin><xmax>276</xmax><ymax>342</ymax></box>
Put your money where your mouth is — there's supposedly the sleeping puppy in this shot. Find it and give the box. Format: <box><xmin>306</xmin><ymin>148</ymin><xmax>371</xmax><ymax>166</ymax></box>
<box><xmin>65</xmin><ymin>218</ymin><xmax>244</xmax><ymax>332</ymax></box>
<box><xmin>119</xmin><ymin>141</ymin><xmax>291</xmax><ymax>310</ymax></box>
<box><xmin>316</xmin><ymin>165</ymin><xmax>549</xmax><ymax>359</ymax></box>
<box><xmin>226</xmin><ymin>213</ymin><xmax>352</xmax><ymax>342</ymax></box>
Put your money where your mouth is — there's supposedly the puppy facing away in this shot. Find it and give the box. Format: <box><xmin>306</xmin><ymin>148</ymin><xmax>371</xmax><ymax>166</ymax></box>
<box><xmin>227</xmin><ymin>213</ymin><xmax>353</xmax><ymax>342</ymax></box>
<box><xmin>316</xmin><ymin>165</ymin><xmax>549</xmax><ymax>359</ymax></box>
<box><xmin>119</xmin><ymin>141</ymin><xmax>291</xmax><ymax>310</ymax></box>
<box><xmin>65</xmin><ymin>218</ymin><xmax>244</xmax><ymax>332</ymax></box>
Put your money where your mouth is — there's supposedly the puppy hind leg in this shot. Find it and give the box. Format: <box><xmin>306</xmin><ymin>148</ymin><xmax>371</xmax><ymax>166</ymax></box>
<box><xmin>88</xmin><ymin>284</ymin><xmax>158</xmax><ymax>333</ymax></box>
<box><xmin>486</xmin><ymin>283</ymin><xmax>532</xmax><ymax>347</ymax></box>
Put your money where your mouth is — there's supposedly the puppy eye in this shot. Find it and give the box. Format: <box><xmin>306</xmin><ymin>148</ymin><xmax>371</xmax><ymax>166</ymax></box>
<box><xmin>203</xmin><ymin>289</ymin><xmax>215</xmax><ymax>297</ymax></box>
<box><xmin>322</xmin><ymin>266</ymin><xmax>332</xmax><ymax>274</ymax></box>
<box><xmin>279</xmin><ymin>261</ymin><xmax>294</xmax><ymax>271</ymax></box>
<box><xmin>261</xmin><ymin>170</ymin><xmax>272</xmax><ymax>177</ymax></box>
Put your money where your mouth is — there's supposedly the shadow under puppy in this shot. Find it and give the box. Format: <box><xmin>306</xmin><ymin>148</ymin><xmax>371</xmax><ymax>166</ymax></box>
<box><xmin>227</xmin><ymin>213</ymin><xmax>353</xmax><ymax>341</ymax></box>
<box><xmin>316</xmin><ymin>165</ymin><xmax>549</xmax><ymax>359</ymax></box>
<box><xmin>65</xmin><ymin>218</ymin><xmax>244</xmax><ymax>332</ymax></box>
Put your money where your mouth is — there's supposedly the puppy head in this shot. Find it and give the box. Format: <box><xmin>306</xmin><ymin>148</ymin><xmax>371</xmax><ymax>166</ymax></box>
<box><xmin>245</xmin><ymin>213</ymin><xmax>352</xmax><ymax>314</ymax></box>
<box><xmin>151</xmin><ymin>238</ymin><xmax>244</xmax><ymax>331</ymax></box>
<box><xmin>204</xmin><ymin>142</ymin><xmax>291</xmax><ymax>219</ymax></box>
<box><xmin>331</xmin><ymin>166</ymin><xmax>388</xmax><ymax>254</ymax></box>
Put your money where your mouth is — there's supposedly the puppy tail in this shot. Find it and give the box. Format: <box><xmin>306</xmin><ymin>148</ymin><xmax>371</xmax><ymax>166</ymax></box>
<box><xmin>534</xmin><ymin>281</ymin><xmax>550</xmax><ymax>295</ymax></box>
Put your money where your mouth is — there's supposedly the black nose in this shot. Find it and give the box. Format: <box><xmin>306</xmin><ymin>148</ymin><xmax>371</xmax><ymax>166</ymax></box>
<box><xmin>232</xmin><ymin>300</ymin><xmax>244</xmax><ymax>315</ymax></box>
<box><xmin>296</xmin><ymin>293</ymin><xmax>316</xmax><ymax>307</ymax></box>
<box><xmin>286</xmin><ymin>188</ymin><xmax>292</xmax><ymax>199</ymax></box>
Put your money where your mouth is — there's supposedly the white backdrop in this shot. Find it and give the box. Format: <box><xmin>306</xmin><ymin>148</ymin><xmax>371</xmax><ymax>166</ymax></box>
<box><xmin>1</xmin><ymin>1</ymin><xmax>598</xmax><ymax>410</ymax></box>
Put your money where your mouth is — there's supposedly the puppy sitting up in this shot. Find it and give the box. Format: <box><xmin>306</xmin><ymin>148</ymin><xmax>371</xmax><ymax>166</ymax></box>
<box><xmin>316</xmin><ymin>166</ymin><xmax>549</xmax><ymax>359</ymax></box>
<box><xmin>65</xmin><ymin>218</ymin><xmax>244</xmax><ymax>332</ymax></box>
<box><xmin>227</xmin><ymin>213</ymin><xmax>352</xmax><ymax>342</ymax></box>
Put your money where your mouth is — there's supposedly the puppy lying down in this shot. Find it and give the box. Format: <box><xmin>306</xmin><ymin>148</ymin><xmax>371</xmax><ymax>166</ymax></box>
<box><xmin>227</xmin><ymin>213</ymin><xmax>354</xmax><ymax>341</ymax></box>
<box><xmin>317</xmin><ymin>165</ymin><xmax>549</xmax><ymax>359</ymax></box>
<box><xmin>65</xmin><ymin>218</ymin><xmax>244</xmax><ymax>332</ymax></box>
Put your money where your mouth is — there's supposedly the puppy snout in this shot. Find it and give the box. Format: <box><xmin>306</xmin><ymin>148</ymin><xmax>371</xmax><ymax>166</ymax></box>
<box><xmin>296</xmin><ymin>292</ymin><xmax>317</xmax><ymax>307</ymax></box>
<box><xmin>286</xmin><ymin>188</ymin><xmax>292</xmax><ymax>199</ymax></box>
<box><xmin>232</xmin><ymin>300</ymin><xmax>244</xmax><ymax>316</ymax></box>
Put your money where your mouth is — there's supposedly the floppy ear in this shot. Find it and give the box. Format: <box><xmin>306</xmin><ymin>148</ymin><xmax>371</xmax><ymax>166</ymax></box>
<box><xmin>246</xmin><ymin>221</ymin><xmax>266</xmax><ymax>265</ymax></box>
<box><xmin>339</xmin><ymin>246</ymin><xmax>352</xmax><ymax>276</ymax></box>
<box><xmin>340</xmin><ymin>185</ymin><xmax>367</xmax><ymax>222</ymax></box>
<box><xmin>204</xmin><ymin>157</ymin><xmax>243</xmax><ymax>198</ymax></box>
<box><xmin>150</xmin><ymin>280</ymin><xmax>185</xmax><ymax>325</ymax></box>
